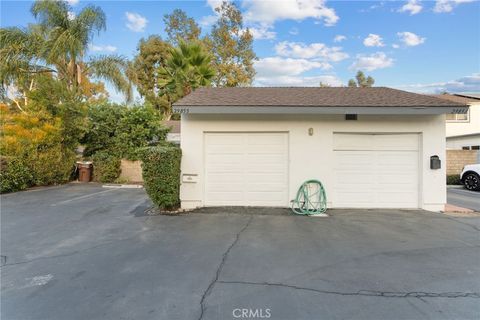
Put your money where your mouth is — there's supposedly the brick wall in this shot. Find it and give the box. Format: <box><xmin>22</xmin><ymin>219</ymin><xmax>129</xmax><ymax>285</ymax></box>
<box><xmin>119</xmin><ymin>159</ymin><xmax>143</xmax><ymax>183</ymax></box>
<box><xmin>446</xmin><ymin>150</ymin><xmax>479</xmax><ymax>175</ymax></box>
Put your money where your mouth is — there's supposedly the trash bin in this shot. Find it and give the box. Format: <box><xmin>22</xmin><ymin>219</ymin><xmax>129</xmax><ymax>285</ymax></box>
<box><xmin>76</xmin><ymin>161</ymin><xmax>93</xmax><ymax>182</ymax></box>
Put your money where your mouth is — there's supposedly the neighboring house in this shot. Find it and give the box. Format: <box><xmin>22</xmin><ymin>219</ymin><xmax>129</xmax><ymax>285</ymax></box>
<box><xmin>174</xmin><ymin>87</ymin><xmax>467</xmax><ymax>212</ymax></box>
<box><xmin>163</xmin><ymin>120</ymin><xmax>181</xmax><ymax>144</ymax></box>
<box><xmin>433</xmin><ymin>93</ymin><xmax>480</xmax><ymax>150</ymax></box>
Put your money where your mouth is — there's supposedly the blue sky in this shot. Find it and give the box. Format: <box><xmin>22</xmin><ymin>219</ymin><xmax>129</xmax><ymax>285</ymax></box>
<box><xmin>2</xmin><ymin>0</ymin><xmax>479</xmax><ymax>102</ymax></box>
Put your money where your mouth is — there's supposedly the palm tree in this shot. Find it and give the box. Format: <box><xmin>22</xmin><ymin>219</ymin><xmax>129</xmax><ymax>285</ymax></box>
<box><xmin>157</xmin><ymin>41</ymin><xmax>215</xmax><ymax>119</ymax></box>
<box><xmin>0</xmin><ymin>0</ymin><xmax>131</xmax><ymax>110</ymax></box>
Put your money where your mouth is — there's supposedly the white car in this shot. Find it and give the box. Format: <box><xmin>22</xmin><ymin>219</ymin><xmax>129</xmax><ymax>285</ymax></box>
<box><xmin>460</xmin><ymin>164</ymin><xmax>480</xmax><ymax>191</ymax></box>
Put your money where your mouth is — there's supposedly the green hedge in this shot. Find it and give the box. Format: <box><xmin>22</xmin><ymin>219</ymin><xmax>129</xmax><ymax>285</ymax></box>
<box><xmin>82</xmin><ymin>103</ymin><xmax>168</xmax><ymax>160</ymax></box>
<box><xmin>92</xmin><ymin>152</ymin><xmax>121</xmax><ymax>183</ymax></box>
<box><xmin>141</xmin><ymin>145</ymin><xmax>182</xmax><ymax>210</ymax></box>
<box><xmin>446</xmin><ymin>174</ymin><xmax>462</xmax><ymax>185</ymax></box>
<box><xmin>0</xmin><ymin>158</ymin><xmax>33</xmax><ymax>193</ymax></box>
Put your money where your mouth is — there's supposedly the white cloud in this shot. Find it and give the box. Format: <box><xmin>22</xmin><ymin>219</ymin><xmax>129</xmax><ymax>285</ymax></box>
<box><xmin>89</xmin><ymin>44</ymin><xmax>117</xmax><ymax>52</ymax></box>
<box><xmin>350</xmin><ymin>52</ymin><xmax>394</xmax><ymax>71</ymax></box>
<box><xmin>392</xmin><ymin>44</ymin><xmax>400</xmax><ymax>49</ymax></box>
<box><xmin>243</xmin><ymin>0</ymin><xmax>339</xmax><ymax>27</ymax></box>
<box><xmin>398</xmin><ymin>0</ymin><xmax>423</xmax><ymax>15</ymax></box>
<box><xmin>363</xmin><ymin>34</ymin><xmax>385</xmax><ymax>47</ymax></box>
<box><xmin>200</xmin><ymin>15</ymin><xmax>217</xmax><ymax>27</ymax></box>
<box><xmin>206</xmin><ymin>0</ymin><xmax>225</xmax><ymax>10</ymax></box>
<box><xmin>247</xmin><ymin>24</ymin><xmax>276</xmax><ymax>40</ymax></box>
<box><xmin>360</xmin><ymin>1</ymin><xmax>386</xmax><ymax>13</ymax></box>
<box><xmin>67</xmin><ymin>11</ymin><xmax>75</xmax><ymax>20</ymax></box>
<box><xmin>255</xmin><ymin>57</ymin><xmax>332</xmax><ymax>77</ymax></box>
<box><xmin>397</xmin><ymin>31</ymin><xmax>425</xmax><ymax>46</ymax></box>
<box><xmin>333</xmin><ymin>35</ymin><xmax>346</xmax><ymax>43</ymax></box>
<box><xmin>255</xmin><ymin>75</ymin><xmax>343</xmax><ymax>87</ymax></box>
<box><xmin>433</xmin><ymin>0</ymin><xmax>474</xmax><ymax>13</ymax></box>
<box><xmin>275</xmin><ymin>41</ymin><xmax>349</xmax><ymax>61</ymax></box>
<box><xmin>289</xmin><ymin>27</ymin><xmax>299</xmax><ymax>35</ymax></box>
<box><xmin>125</xmin><ymin>12</ymin><xmax>147</xmax><ymax>32</ymax></box>
<box><xmin>396</xmin><ymin>73</ymin><xmax>480</xmax><ymax>93</ymax></box>
<box><xmin>66</xmin><ymin>0</ymin><xmax>79</xmax><ymax>6</ymax></box>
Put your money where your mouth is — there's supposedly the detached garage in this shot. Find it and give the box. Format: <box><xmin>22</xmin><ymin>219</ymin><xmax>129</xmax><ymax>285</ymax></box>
<box><xmin>175</xmin><ymin>87</ymin><xmax>468</xmax><ymax>212</ymax></box>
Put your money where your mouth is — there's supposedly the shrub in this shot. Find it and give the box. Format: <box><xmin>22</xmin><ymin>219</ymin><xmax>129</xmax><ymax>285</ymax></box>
<box><xmin>0</xmin><ymin>157</ymin><xmax>33</xmax><ymax>193</ymax></box>
<box><xmin>141</xmin><ymin>145</ymin><xmax>182</xmax><ymax>210</ymax></box>
<box><xmin>446</xmin><ymin>175</ymin><xmax>462</xmax><ymax>185</ymax></box>
<box><xmin>82</xmin><ymin>103</ymin><xmax>168</xmax><ymax>160</ymax></box>
<box><xmin>92</xmin><ymin>152</ymin><xmax>121</xmax><ymax>183</ymax></box>
<box><xmin>1</xmin><ymin>104</ymin><xmax>76</xmax><ymax>191</ymax></box>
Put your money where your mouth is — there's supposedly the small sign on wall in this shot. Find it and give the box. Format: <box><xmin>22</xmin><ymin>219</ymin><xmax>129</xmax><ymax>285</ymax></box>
<box><xmin>182</xmin><ymin>174</ymin><xmax>198</xmax><ymax>183</ymax></box>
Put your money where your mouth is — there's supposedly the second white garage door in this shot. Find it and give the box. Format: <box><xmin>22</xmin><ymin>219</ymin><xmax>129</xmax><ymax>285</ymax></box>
<box><xmin>204</xmin><ymin>132</ymin><xmax>288</xmax><ymax>207</ymax></box>
<box><xmin>333</xmin><ymin>133</ymin><xmax>420</xmax><ymax>208</ymax></box>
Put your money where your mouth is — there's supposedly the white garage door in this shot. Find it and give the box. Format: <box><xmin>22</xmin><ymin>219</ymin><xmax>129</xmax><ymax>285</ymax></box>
<box><xmin>333</xmin><ymin>133</ymin><xmax>419</xmax><ymax>208</ymax></box>
<box><xmin>204</xmin><ymin>132</ymin><xmax>288</xmax><ymax>206</ymax></box>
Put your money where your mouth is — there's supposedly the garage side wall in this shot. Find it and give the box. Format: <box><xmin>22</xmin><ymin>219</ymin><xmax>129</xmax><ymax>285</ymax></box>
<box><xmin>180</xmin><ymin>114</ymin><xmax>446</xmax><ymax>211</ymax></box>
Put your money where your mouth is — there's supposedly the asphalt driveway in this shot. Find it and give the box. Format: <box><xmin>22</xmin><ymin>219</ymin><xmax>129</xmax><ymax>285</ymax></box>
<box><xmin>1</xmin><ymin>184</ymin><xmax>480</xmax><ymax>320</ymax></box>
<box><xmin>448</xmin><ymin>186</ymin><xmax>480</xmax><ymax>211</ymax></box>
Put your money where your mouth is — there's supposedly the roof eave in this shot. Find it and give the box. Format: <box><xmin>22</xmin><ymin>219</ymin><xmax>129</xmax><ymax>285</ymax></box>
<box><xmin>173</xmin><ymin>105</ymin><xmax>469</xmax><ymax>115</ymax></box>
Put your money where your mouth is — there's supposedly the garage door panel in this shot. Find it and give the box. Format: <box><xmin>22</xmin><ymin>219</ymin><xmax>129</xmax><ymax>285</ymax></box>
<box><xmin>374</xmin><ymin>134</ymin><xmax>418</xmax><ymax>151</ymax></box>
<box><xmin>246</xmin><ymin>133</ymin><xmax>286</xmax><ymax>144</ymax></box>
<box><xmin>246</xmin><ymin>153</ymin><xmax>286</xmax><ymax>163</ymax></box>
<box><xmin>207</xmin><ymin>173</ymin><xmax>244</xmax><ymax>184</ymax></box>
<box><xmin>205</xmin><ymin>133</ymin><xmax>288</xmax><ymax>207</ymax></box>
<box><xmin>333</xmin><ymin>134</ymin><xmax>374</xmax><ymax>150</ymax></box>
<box><xmin>335</xmin><ymin>152</ymin><xmax>374</xmax><ymax>166</ymax></box>
<box><xmin>334</xmin><ymin>133</ymin><xmax>419</xmax><ymax>208</ymax></box>
<box><xmin>245</xmin><ymin>173</ymin><xmax>286</xmax><ymax>183</ymax></box>
<box><xmin>205</xmin><ymin>164</ymin><xmax>244</xmax><ymax>173</ymax></box>
<box><xmin>247</xmin><ymin>191</ymin><xmax>286</xmax><ymax>202</ymax></box>
<box><xmin>206</xmin><ymin>133</ymin><xmax>244</xmax><ymax>145</ymax></box>
<box><xmin>207</xmin><ymin>183</ymin><xmax>244</xmax><ymax>192</ymax></box>
<box><xmin>246</xmin><ymin>145</ymin><xmax>286</xmax><ymax>154</ymax></box>
<box><xmin>335</xmin><ymin>192</ymin><xmax>375</xmax><ymax>206</ymax></box>
<box><xmin>206</xmin><ymin>146</ymin><xmax>244</xmax><ymax>154</ymax></box>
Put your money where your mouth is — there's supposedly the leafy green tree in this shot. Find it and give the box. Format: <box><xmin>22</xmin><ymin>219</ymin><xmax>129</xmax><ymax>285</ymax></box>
<box><xmin>205</xmin><ymin>1</ymin><xmax>256</xmax><ymax>87</ymax></box>
<box><xmin>157</xmin><ymin>42</ymin><xmax>215</xmax><ymax>119</ymax></box>
<box><xmin>163</xmin><ymin>9</ymin><xmax>201</xmax><ymax>46</ymax></box>
<box><xmin>130</xmin><ymin>35</ymin><xmax>173</xmax><ymax>112</ymax></box>
<box><xmin>0</xmin><ymin>0</ymin><xmax>132</xmax><ymax>106</ymax></box>
<box><xmin>348</xmin><ymin>71</ymin><xmax>375</xmax><ymax>87</ymax></box>
<box><xmin>82</xmin><ymin>103</ymin><xmax>168</xmax><ymax>160</ymax></box>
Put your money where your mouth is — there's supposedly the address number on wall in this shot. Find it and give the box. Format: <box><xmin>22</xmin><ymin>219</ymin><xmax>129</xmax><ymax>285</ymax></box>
<box><xmin>173</xmin><ymin>108</ymin><xmax>190</xmax><ymax>114</ymax></box>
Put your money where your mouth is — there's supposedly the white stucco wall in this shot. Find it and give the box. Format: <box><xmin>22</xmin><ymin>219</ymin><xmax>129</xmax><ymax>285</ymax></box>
<box><xmin>446</xmin><ymin>134</ymin><xmax>480</xmax><ymax>150</ymax></box>
<box><xmin>180</xmin><ymin>114</ymin><xmax>446</xmax><ymax>212</ymax></box>
<box><xmin>446</xmin><ymin>102</ymin><xmax>480</xmax><ymax>138</ymax></box>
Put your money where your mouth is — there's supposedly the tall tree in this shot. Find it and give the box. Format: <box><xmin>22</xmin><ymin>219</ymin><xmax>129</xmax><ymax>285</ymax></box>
<box><xmin>348</xmin><ymin>71</ymin><xmax>375</xmax><ymax>87</ymax></box>
<box><xmin>205</xmin><ymin>1</ymin><xmax>256</xmax><ymax>87</ymax></box>
<box><xmin>0</xmin><ymin>0</ymin><xmax>132</xmax><ymax>108</ymax></box>
<box><xmin>157</xmin><ymin>41</ymin><xmax>215</xmax><ymax>119</ymax></box>
<box><xmin>130</xmin><ymin>35</ymin><xmax>173</xmax><ymax>112</ymax></box>
<box><xmin>163</xmin><ymin>9</ymin><xmax>201</xmax><ymax>46</ymax></box>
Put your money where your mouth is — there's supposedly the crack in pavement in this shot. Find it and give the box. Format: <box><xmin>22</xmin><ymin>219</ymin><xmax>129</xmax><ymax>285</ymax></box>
<box><xmin>198</xmin><ymin>215</ymin><xmax>253</xmax><ymax>320</ymax></box>
<box><xmin>217</xmin><ymin>280</ymin><xmax>480</xmax><ymax>299</ymax></box>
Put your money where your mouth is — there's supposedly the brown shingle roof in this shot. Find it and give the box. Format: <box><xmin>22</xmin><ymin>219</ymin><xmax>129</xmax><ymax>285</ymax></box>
<box><xmin>430</xmin><ymin>93</ymin><xmax>480</xmax><ymax>104</ymax></box>
<box><xmin>174</xmin><ymin>87</ymin><xmax>466</xmax><ymax>107</ymax></box>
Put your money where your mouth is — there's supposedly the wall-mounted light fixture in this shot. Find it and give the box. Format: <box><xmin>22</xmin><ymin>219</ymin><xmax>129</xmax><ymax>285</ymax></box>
<box><xmin>308</xmin><ymin>128</ymin><xmax>314</xmax><ymax>136</ymax></box>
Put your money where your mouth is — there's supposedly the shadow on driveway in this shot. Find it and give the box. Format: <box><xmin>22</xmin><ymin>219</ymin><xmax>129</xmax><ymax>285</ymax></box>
<box><xmin>1</xmin><ymin>184</ymin><xmax>479</xmax><ymax>320</ymax></box>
